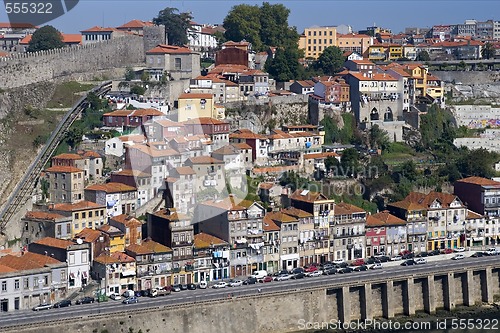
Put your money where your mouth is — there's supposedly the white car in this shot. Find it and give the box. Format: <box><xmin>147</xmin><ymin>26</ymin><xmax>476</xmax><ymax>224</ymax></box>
<box><xmin>109</xmin><ymin>293</ymin><xmax>122</xmax><ymax>300</ymax></box>
<box><xmin>228</xmin><ymin>280</ymin><xmax>243</xmax><ymax>287</ymax></box>
<box><xmin>369</xmin><ymin>263</ymin><xmax>382</xmax><ymax>270</ymax></box>
<box><xmin>415</xmin><ymin>258</ymin><xmax>427</xmax><ymax>264</ymax></box>
<box><xmin>332</xmin><ymin>259</ymin><xmax>345</xmax><ymax>265</ymax></box>
<box><xmin>454</xmin><ymin>247</ymin><xmax>466</xmax><ymax>252</ymax></box>
<box><xmin>452</xmin><ymin>254</ymin><xmax>465</xmax><ymax>260</ymax></box>
<box><xmin>391</xmin><ymin>255</ymin><xmax>402</xmax><ymax>261</ymax></box>
<box><xmin>274</xmin><ymin>274</ymin><xmax>292</xmax><ymax>281</ymax></box>
<box><xmin>212</xmin><ymin>282</ymin><xmax>228</xmax><ymax>289</ymax></box>
<box><xmin>306</xmin><ymin>270</ymin><xmax>323</xmax><ymax>277</ymax></box>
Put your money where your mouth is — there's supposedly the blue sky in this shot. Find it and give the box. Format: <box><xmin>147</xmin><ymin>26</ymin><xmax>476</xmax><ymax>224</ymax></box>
<box><xmin>1</xmin><ymin>1</ymin><xmax>500</xmax><ymax>34</ymax></box>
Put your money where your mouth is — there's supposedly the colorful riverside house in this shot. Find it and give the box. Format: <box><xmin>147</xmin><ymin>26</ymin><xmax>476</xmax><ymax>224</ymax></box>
<box><xmin>366</xmin><ymin>211</ymin><xmax>407</xmax><ymax>257</ymax></box>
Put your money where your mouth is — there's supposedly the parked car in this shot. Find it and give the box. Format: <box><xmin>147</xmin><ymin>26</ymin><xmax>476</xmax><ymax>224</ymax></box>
<box><xmin>213</xmin><ymin>282</ymin><xmax>228</xmax><ymax>289</ymax></box>
<box><xmin>122</xmin><ymin>296</ymin><xmax>139</xmax><ymax>304</ymax></box>
<box><xmin>402</xmin><ymin>253</ymin><xmax>414</xmax><ymax>259</ymax></box>
<box><xmin>353</xmin><ymin>258</ymin><xmax>365</xmax><ymax>266</ymax></box>
<box><xmin>291</xmin><ymin>272</ymin><xmax>305</xmax><ymax>279</ymax></box>
<box><xmin>400</xmin><ymin>250</ymin><xmax>412</xmax><ymax>256</ymax></box>
<box><xmin>261</xmin><ymin>276</ymin><xmax>273</xmax><ymax>283</ymax></box>
<box><xmin>180</xmin><ymin>284</ymin><xmax>188</xmax><ymax>291</ymax></box>
<box><xmin>332</xmin><ymin>259</ymin><xmax>345</xmax><ymax>265</ymax></box>
<box><xmin>274</xmin><ymin>274</ymin><xmax>292</xmax><ymax>281</ymax></box>
<box><xmin>323</xmin><ymin>268</ymin><xmax>337</xmax><ymax>275</ymax></box>
<box><xmin>110</xmin><ymin>293</ymin><xmax>122</xmax><ymax>300</ymax></box>
<box><xmin>134</xmin><ymin>291</ymin><xmax>143</xmax><ymax>297</ymax></box>
<box><xmin>229</xmin><ymin>279</ymin><xmax>243</xmax><ymax>287</ymax></box>
<box><xmin>441</xmin><ymin>248</ymin><xmax>453</xmax><ymax>254</ymax></box>
<box><xmin>122</xmin><ymin>290</ymin><xmax>135</xmax><ymax>298</ymax></box>
<box><xmin>454</xmin><ymin>247</ymin><xmax>466</xmax><ymax>252</ymax></box>
<box><xmin>375</xmin><ymin>251</ymin><xmax>386</xmax><ymax>256</ymax></box>
<box><xmin>198</xmin><ymin>281</ymin><xmax>208</xmax><ymax>289</ymax></box>
<box><xmin>338</xmin><ymin>267</ymin><xmax>354</xmax><ymax>274</ymax></box>
<box><xmin>33</xmin><ymin>303</ymin><xmax>52</xmax><ymax>311</ymax></box>
<box><xmin>353</xmin><ymin>265</ymin><xmax>368</xmax><ymax>272</ymax></box>
<box><xmin>369</xmin><ymin>263</ymin><xmax>383</xmax><ymax>270</ymax></box>
<box><xmin>53</xmin><ymin>299</ymin><xmax>71</xmax><ymax>308</ymax></box>
<box><xmin>304</xmin><ymin>265</ymin><xmax>318</xmax><ymax>273</ymax></box>
<box><xmin>323</xmin><ymin>263</ymin><xmax>335</xmax><ymax>271</ymax></box>
<box><xmin>187</xmin><ymin>283</ymin><xmax>197</xmax><ymax>290</ymax></box>
<box><xmin>401</xmin><ymin>260</ymin><xmax>416</xmax><ymax>266</ymax></box>
<box><xmin>429</xmin><ymin>249</ymin><xmax>441</xmax><ymax>256</ymax></box>
<box><xmin>171</xmin><ymin>284</ymin><xmax>182</xmax><ymax>292</ymax></box>
<box><xmin>305</xmin><ymin>270</ymin><xmax>323</xmax><ymax>277</ymax></box>
<box><xmin>243</xmin><ymin>277</ymin><xmax>257</xmax><ymax>285</ymax></box>
<box><xmin>415</xmin><ymin>258</ymin><xmax>427</xmax><ymax>264</ymax></box>
<box><xmin>291</xmin><ymin>267</ymin><xmax>304</xmax><ymax>274</ymax></box>
<box><xmin>378</xmin><ymin>256</ymin><xmax>391</xmax><ymax>263</ymax></box>
<box><xmin>452</xmin><ymin>254</ymin><xmax>466</xmax><ymax>260</ymax></box>
<box><xmin>75</xmin><ymin>296</ymin><xmax>95</xmax><ymax>305</ymax></box>
<box><xmin>391</xmin><ymin>255</ymin><xmax>402</xmax><ymax>261</ymax></box>
<box><xmin>416</xmin><ymin>252</ymin><xmax>429</xmax><ymax>257</ymax></box>
<box><xmin>471</xmin><ymin>252</ymin><xmax>486</xmax><ymax>258</ymax></box>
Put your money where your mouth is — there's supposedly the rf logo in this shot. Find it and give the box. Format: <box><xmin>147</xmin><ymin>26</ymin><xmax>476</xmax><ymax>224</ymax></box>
<box><xmin>3</xmin><ymin>0</ymin><xmax>79</xmax><ymax>26</ymax></box>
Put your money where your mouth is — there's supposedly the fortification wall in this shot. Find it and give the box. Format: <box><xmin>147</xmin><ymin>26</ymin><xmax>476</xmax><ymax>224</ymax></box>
<box><xmin>0</xmin><ymin>35</ymin><xmax>145</xmax><ymax>89</ymax></box>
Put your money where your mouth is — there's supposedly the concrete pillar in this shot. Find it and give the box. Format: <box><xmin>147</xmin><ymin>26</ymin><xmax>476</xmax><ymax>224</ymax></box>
<box><xmin>444</xmin><ymin>273</ymin><xmax>455</xmax><ymax>311</ymax></box>
<box><xmin>382</xmin><ymin>280</ymin><xmax>394</xmax><ymax>319</ymax></box>
<box><xmin>464</xmin><ymin>270</ymin><xmax>474</xmax><ymax>306</ymax></box>
<box><xmin>424</xmin><ymin>275</ymin><xmax>436</xmax><ymax>314</ymax></box>
<box><xmin>404</xmin><ymin>277</ymin><xmax>416</xmax><ymax>316</ymax></box>
<box><xmin>339</xmin><ymin>286</ymin><xmax>351</xmax><ymax>324</ymax></box>
<box><xmin>482</xmin><ymin>267</ymin><xmax>493</xmax><ymax>304</ymax></box>
<box><xmin>361</xmin><ymin>283</ymin><xmax>372</xmax><ymax>321</ymax></box>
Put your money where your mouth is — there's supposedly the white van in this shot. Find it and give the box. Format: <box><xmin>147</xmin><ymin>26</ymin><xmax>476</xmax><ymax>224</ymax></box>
<box><xmin>250</xmin><ymin>270</ymin><xmax>268</xmax><ymax>281</ymax></box>
<box><xmin>486</xmin><ymin>247</ymin><xmax>499</xmax><ymax>255</ymax></box>
<box><xmin>198</xmin><ymin>281</ymin><xmax>208</xmax><ymax>289</ymax></box>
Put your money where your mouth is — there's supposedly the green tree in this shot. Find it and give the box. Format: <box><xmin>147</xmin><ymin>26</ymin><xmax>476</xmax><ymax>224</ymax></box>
<box><xmin>124</xmin><ymin>67</ymin><xmax>134</xmax><ymax>81</ymax></box>
<box><xmin>456</xmin><ymin>148</ymin><xmax>499</xmax><ymax>178</ymax></box>
<box><xmin>153</xmin><ymin>7</ymin><xmax>192</xmax><ymax>46</ymax></box>
<box><xmin>482</xmin><ymin>42</ymin><xmax>495</xmax><ymax>59</ymax></box>
<box><xmin>259</xmin><ymin>2</ymin><xmax>294</xmax><ymax>47</ymax></box>
<box><xmin>313</xmin><ymin>46</ymin><xmax>345</xmax><ymax>75</ymax></box>
<box><xmin>399</xmin><ymin>160</ymin><xmax>418</xmax><ymax>182</ymax></box>
<box><xmin>212</xmin><ymin>31</ymin><xmax>227</xmax><ymax>48</ymax></box>
<box><xmin>416</xmin><ymin>50</ymin><xmax>430</xmax><ymax>61</ymax></box>
<box><xmin>340</xmin><ymin>148</ymin><xmax>359</xmax><ymax>178</ymax></box>
<box><xmin>130</xmin><ymin>85</ymin><xmax>146</xmax><ymax>95</ymax></box>
<box><xmin>369</xmin><ymin>125</ymin><xmax>390</xmax><ymax>150</ymax></box>
<box><xmin>223</xmin><ymin>4</ymin><xmax>262</xmax><ymax>50</ymax></box>
<box><xmin>265</xmin><ymin>48</ymin><xmax>293</xmax><ymax>81</ymax></box>
<box><xmin>64</xmin><ymin>127</ymin><xmax>83</xmax><ymax>149</ymax></box>
<box><xmin>27</xmin><ymin>25</ymin><xmax>64</xmax><ymax>52</ymax></box>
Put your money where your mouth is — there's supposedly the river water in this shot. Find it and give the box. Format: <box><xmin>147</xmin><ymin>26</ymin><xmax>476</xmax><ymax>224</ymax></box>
<box><xmin>292</xmin><ymin>306</ymin><xmax>500</xmax><ymax>332</ymax></box>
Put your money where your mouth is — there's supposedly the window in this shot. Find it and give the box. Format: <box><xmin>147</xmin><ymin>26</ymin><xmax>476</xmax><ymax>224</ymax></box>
<box><xmin>69</xmin><ymin>253</ymin><xmax>75</xmax><ymax>265</ymax></box>
<box><xmin>23</xmin><ymin>278</ymin><xmax>29</xmax><ymax>289</ymax></box>
<box><xmin>82</xmin><ymin>252</ymin><xmax>88</xmax><ymax>263</ymax></box>
<box><xmin>1</xmin><ymin>281</ymin><xmax>6</xmax><ymax>292</ymax></box>
<box><xmin>61</xmin><ymin>270</ymin><xmax>67</xmax><ymax>281</ymax></box>
<box><xmin>33</xmin><ymin>277</ymin><xmax>39</xmax><ymax>288</ymax></box>
<box><xmin>175</xmin><ymin>58</ymin><xmax>181</xmax><ymax>70</ymax></box>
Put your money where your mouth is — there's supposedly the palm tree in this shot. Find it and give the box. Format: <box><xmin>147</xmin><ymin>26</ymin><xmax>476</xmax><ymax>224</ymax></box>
<box><xmin>481</xmin><ymin>42</ymin><xmax>495</xmax><ymax>59</ymax></box>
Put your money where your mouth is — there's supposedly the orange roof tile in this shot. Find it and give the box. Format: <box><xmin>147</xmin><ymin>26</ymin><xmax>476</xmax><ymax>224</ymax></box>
<box><xmin>182</xmin><ymin>117</ymin><xmax>228</xmax><ymax>125</ymax></box>
<box><xmin>334</xmin><ymin>202</ymin><xmax>365</xmax><ymax>216</ymax></box>
<box><xmin>265</xmin><ymin>211</ymin><xmax>297</xmax><ymax>223</ymax></box>
<box><xmin>455</xmin><ymin>176</ymin><xmax>500</xmax><ymax>186</ymax></box>
<box><xmin>75</xmin><ymin>228</ymin><xmax>103</xmax><ymax>243</ymax></box>
<box><xmin>81</xmin><ymin>26</ymin><xmax>116</xmax><ymax>33</ymax></box>
<box><xmin>290</xmin><ymin>189</ymin><xmax>329</xmax><ymax>203</ymax></box>
<box><xmin>146</xmin><ymin>44</ymin><xmax>192</xmax><ymax>54</ymax></box>
<box><xmin>52</xmin><ymin>153</ymin><xmax>83</xmax><ymax>160</ymax></box>
<box><xmin>126</xmin><ymin>144</ymin><xmax>180</xmax><ymax>158</ymax></box>
<box><xmin>348</xmin><ymin>72</ymin><xmax>397</xmax><ymax>81</ymax></box>
<box><xmin>110</xmin><ymin>214</ymin><xmax>143</xmax><ymax>227</ymax></box>
<box><xmin>0</xmin><ymin>264</ymin><xmax>17</xmax><ymax>274</ymax></box>
<box><xmin>94</xmin><ymin>252</ymin><xmax>135</xmax><ymax>264</ymax></box>
<box><xmin>258</xmin><ymin>182</ymin><xmax>274</xmax><ymax>190</ymax></box>
<box><xmin>52</xmin><ymin>200</ymin><xmax>105</xmax><ymax>212</ymax></box>
<box><xmin>116</xmin><ymin>19</ymin><xmax>153</xmax><ymax>29</ymax></box>
<box><xmin>175</xmin><ymin>166</ymin><xmax>196</xmax><ymax>175</ymax></box>
<box><xmin>200</xmin><ymin>196</ymin><xmax>253</xmax><ymax>211</ymax></box>
<box><xmin>0</xmin><ymin>252</ymin><xmax>61</xmax><ymax>271</ymax></box>
<box><xmin>229</xmin><ymin>129</ymin><xmax>266</xmax><ymax>140</ymax></box>
<box><xmin>45</xmin><ymin>166</ymin><xmax>83</xmax><ymax>173</ymax></box>
<box><xmin>178</xmin><ymin>93</ymin><xmax>213</xmax><ymax>100</ymax></box>
<box><xmin>112</xmin><ymin>169</ymin><xmax>151</xmax><ymax>177</ymax></box>
<box><xmin>186</xmin><ymin>156</ymin><xmax>224</xmax><ymax>164</ymax></box>
<box><xmin>282</xmin><ymin>207</ymin><xmax>313</xmax><ymax>218</ymax></box>
<box><xmin>366</xmin><ymin>211</ymin><xmax>406</xmax><ymax>227</ymax></box>
<box><xmin>98</xmin><ymin>225</ymin><xmax>123</xmax><ymax>235</ymax></box>
<box><xmin>387</xmin><ymin>200</ymin><xmax>426</xmax><ymax>211</ymax></box>
<box><xmin>194</xmin><ymin>233</ymin><xmax>228</xmax><ymax>249</ymax></box>
<box><xmin>86</xmin><ymin>182</ymin><xmax>136</xmax><ymax>193</ymax></box>
<box><xmin>103</xmin><ymin>108</ymin><xmax>164</xmax><ymax>117</ymax></box>
<box><xmin>24</xmin><ymin>211</ymin><xmax>67</xmax><ymax>221</ymax></box>
<box><xmin>232</xmin><ymin>142</ymin><xmax>252</xmax><ymax>150</ymax></box>
<box><xmin>263</xmin><ymin>216</ymin><xmax>280</xmax><ymax>231</ymax></box>
<box><xmin>33</xmin><ymin>237</ymin><xmax>75</xmax><ymax>249</ymax></box>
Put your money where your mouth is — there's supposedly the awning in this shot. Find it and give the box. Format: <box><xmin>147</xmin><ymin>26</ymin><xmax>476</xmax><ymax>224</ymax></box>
<box><xmin>121</xmin><ymin>270</ymin><xmax>136</xmax><ymax>277</ymax></box>
<box><xmin>213</xmin><ymin>262</ymin><xmax>219</xmax><ymax>268</ymax></box>
<box><xmin>82</xmin><ymin>271</ymin><xmax>88</xmax><ymax>278</ymax></box>
<box><xmin>69</xmin><ymin>272</ymin><xmax>76</xmax><ymax>279</ymax></box>
<box><xmin>235</xmin><ymin>238</ymin><xmax>247</xmax><ymax>244</ymax></box>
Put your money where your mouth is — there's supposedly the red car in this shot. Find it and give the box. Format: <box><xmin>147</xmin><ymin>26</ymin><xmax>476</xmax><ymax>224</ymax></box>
<box><xmin>399</xmin><ymin>250</ymin><xmax>412</xmax><ymax>256</ymax></box>
<box><xmin>441</xmin><ymin>248</ymin><xmax>453</xmax><ymax>254</ymax></box>
<box><xmin>353</xmin><ymin>258</ymin><xmax>365</xmax><ymax>266</ymax></box>
<box><xmin>261</xmin><ymin>276</ymin><xmax>273</xmax><ymax>283</ymax></box>
<box><xmin>304</xmin><ymin>265</ymin><xmax>318</xmax><ymax>273</ymax></box>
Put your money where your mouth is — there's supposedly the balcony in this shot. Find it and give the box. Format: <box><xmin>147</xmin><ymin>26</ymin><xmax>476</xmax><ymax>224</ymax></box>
<box><xmin>137</xmin><ymin>268</ymin><xmax>171</xmax><ymax>278</ymax></box>
<box><xmin>185</xmin><ymin>264</ymin><xmax>194</xmax><ymax>272</ymax></box>
<box><xmin>172</xmin><ymin>267</ymin><xmax>181</xmax><ymax>273</ymax></box>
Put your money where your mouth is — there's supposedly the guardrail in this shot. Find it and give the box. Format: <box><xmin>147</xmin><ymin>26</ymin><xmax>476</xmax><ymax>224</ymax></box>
<box><xmin>0</xmin><ymin>81</ymin><xmax>112</xmax><ymax>233</ymax></box>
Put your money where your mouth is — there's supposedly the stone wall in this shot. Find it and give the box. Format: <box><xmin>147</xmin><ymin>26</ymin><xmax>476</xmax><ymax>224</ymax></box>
<box><xmin>0</xmin><ymin>35</ymin><xmax>145</xmax><ymax>89</ymax></box>
<box><xmin>433</xmin><ymin>71</ymin><xmax>500</xmax><ymax>85</ymax></box>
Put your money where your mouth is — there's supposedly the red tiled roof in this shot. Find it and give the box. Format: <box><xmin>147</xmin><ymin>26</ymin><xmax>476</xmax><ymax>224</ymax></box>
<box><xmin>103</xmin><ymin>108</ymin><xmax>164</xmax><ymax>117</ymax></box>
<box><xmin>334</xmin><ymin>202</ymin><xmax>365</xmax><ymax>216</ymax></box>
<box><xmin>186</xmin><ymin>156</ymin><xmax>224</xmax><ymax>165</ymax></box>
<box><xmin>45</xmin><ymin>166</ymin><xmax>83</xmax><ymax>173</ymax></box>
<box><xmin>94</xmin><ymin>252</ymin><xmax>135</xmax><ymax>264</ymax></box>
<box><xmin>116</xmin><ymin>20</ymin><xmax>153</xmax><ymax>29</ymax></box>
<box><xmin>262</xmin><ymin>216</ymin><xmax>280</xmax><ymax>231</ymax></box>
<box><xmin>32</xmin><ymin>237</ymin><xmax>75</xmax><ymax>249</ymax></box>
<box><xmin>178</xmin><ymin>93</ymin><xmax>213</xmax><ymax>100</ymax></box>
<box><xmin>81</xmin><ymin>26</ymin><xmax>117</xmax><ymax>33</ymax></box>
<box><xmin>455</xmin><ymin>177</ymin><xmax>500</xmax><ymax>187</ymax></box>
<box><xmin>20</xmin><ymin>34</ymin><xmax>82</xmax><ymax>45</ymax></box>
<box><xmin>290</xmin><ymin>189</ymin><xmax>329</xmax><ymax>203</ymax></box>
<box><xmin>0</xmin><ymin>252</ymin><xmax>61</xmax><ymax>270</ymax></box>
<box><xmin>366</xmin><ymin>211</ymin><xmax>406</xmax><ymax>227</ymax></box>
<box><xmin>146</xmin><ymin>44</ymin><xmax>192</xmax><ymax>54</ymax></box>
<box><xmin>348</xmin><ymin>72</ymin><xmax>397</xmax><ymax>81</ymax></box>
<box><xmin>24</xmin><ymin>211</ymin><xmax>66</xmax><ymax>221</ymax></box>
<box><xmin>75</xmin><ymin>228</ymin><xmax>103</xmax><ymax>243</ymax></box>
<box><xmin>282</xmin><ymin>207</ymin><xmax>313</xmax><ymax>218</ymax></box>
<box><xmin>110</xmin><ymin>214</ymin><xmax>143</xmax><ymax>227</ymax></box>
<box><xmin>182</xmin><ymin>117</ymin><xmax>228</xmax><ymax>125</ymax></box>
<box><xmin>0</xmin><ymin>22</ymin><xmax>37</xmax><ymax>29</ymax></box>
<box><xmin>53</xmin><ymin>153</ymin><xmax>83</xmax><ymax>160</ymax></box>
<box><xmin>230</xmin><ymin>129</ymin><xmax>266</xmax><ymax>140</ymax></box>
<box><xmin>194</xmin><ymin>233</ymin><xmax>228</xmax><ymax>249</ymax></box>
<box><xmin>112</xmin><ymin>169</ymin><xmax>151</xmax><ymax>177</ymax></box>
<box><xmin>52</xmin><ymin>200</ymin><xmax>104</xmax><ymax>212</ymax></box>
<box><xmin>175</xmin><ymin>166</ymin><xmax>196</xmax><ymax>175</ymax></box>
<box><xmin>86</xmin><ymin>182</ymin><xmax>136</xmax><ymax>193</ymax></box>
<box><xmin>232</xmin><ymin>142</ymin><xmax>252</xmax><ymax>150</ymax></box>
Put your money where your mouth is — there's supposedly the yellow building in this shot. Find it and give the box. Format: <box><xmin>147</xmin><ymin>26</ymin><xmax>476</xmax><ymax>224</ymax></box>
<box><xmin>386</xmin><ymin>44</ymin><xmax>403</xmax><ymax>61</ymax></box>
<box><xmin>51</xmin><ymin>200</ymin><xmax>107</xmax><ymax>236</ymax></box>
<box><xmin>367</xmin><ymin>44</ymin><xmax>387</xmax><ymax>61</ymax></box>
<box><xmin>98</xmin><ymin>224</ymin><xmax>126</xmax><ymax>253</ymax></box>
<box><xmin>177</xmin><ymin>93</ymin><xmax>216</xmax><ymax>122</ymax></box>
<box><xmin>300</xmin><ymin>26</ymin><xmax>337</xmax><ymax>59</ymax></box>
<box><xmin>337</xmin><ymin>33</ymin><xmax>372</xmax><ymax>56</ymax></box>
